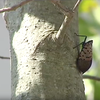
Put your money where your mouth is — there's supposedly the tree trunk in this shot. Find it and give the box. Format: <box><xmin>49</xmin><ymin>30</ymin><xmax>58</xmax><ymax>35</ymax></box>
<box><xmin>5</xmin><ymin>0</ymin><xmax>86</xmax><ymax>100</ymax></box>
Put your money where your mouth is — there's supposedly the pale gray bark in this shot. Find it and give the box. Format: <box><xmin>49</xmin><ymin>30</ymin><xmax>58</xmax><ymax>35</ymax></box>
<box><xmin>5</xmin><ymin>0</ymin><xmax>86</xmax><ymax>100</ymax></box>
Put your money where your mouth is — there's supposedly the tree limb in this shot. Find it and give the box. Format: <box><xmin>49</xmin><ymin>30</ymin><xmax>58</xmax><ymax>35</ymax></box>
<box><xmin>51</xmin><ymin>0</ymin><xmax>82</xmax><ymax>40</ymax></box>
<box><xmin>0</xmin><ymin>56</ymin><xmax>10</xmax><ymax>59</ymax></box>
<box><xmin>83</xmin><ymin>75</ymin><xmax>100</xmax><ymax>81</ymax></box>
<box><xmin>0</xmin><ymin>0</ymin><xmax>67</xmax><ymax>13</ymax></box>
<box><xmin>0</xmin><ymin>0</ymin><xmax>33</xmax><ymax>13</ymax></box>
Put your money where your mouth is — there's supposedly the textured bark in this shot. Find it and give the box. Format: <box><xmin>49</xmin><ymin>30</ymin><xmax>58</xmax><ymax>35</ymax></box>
<box><xmin>5</xmin><ymin>0</ymin><xmax>86</xmax><ymax>100</ymax></box>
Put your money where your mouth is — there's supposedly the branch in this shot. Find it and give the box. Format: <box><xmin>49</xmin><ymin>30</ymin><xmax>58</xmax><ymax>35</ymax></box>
<box><xmin>51</xmin><ymin>0</ymin><xmax>82</xmax><ymax>40</ymax></box>
<box><xmin>83</xmin><ymin>75</ymin><xmax>100</xmax><ymax>81</ymax></box>
<box><xmin>0</xmin><ymin>0</ymin><xmax>65</xmax><ymax>13</ymax></box>
<box><xmin>0</xmin><ymin>0</ymin><xmax>33</xmax><ymax>13</ymax></box>
<box><xmin>0</xmin><ymin>56</ymin><xmax>10</xmax><ymax>59</ymax></box>
<box><xmin>73</xmin><ymin>0</ymin><xmax>82</xmax><ymax>11</ymax></box>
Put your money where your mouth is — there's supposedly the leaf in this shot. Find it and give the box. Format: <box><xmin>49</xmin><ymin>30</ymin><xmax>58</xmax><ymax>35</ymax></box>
<box><xmin>79</xmin><ymin>0</ymin><xmax>98</xmax><ymax>12</ymax></box>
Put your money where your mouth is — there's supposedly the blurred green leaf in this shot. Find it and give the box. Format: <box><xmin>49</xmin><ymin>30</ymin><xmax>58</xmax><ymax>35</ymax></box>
<box><xmin>79</xmin><ymin>0</ymin><xmax>98</xmax><ymax>12</ymax></box>
<box><xmin>93</xmin><ymin>81</ymin><xmax>100</xmax><ymax>100</ymax></box>
<box><xmin>79</xmin><ymin>17</ymin><xmax>95</xmax><ymax>36</ymax></box>
<box><xmin>79</xmin><ymin>0</ymin><xmax>100</xmax><ymax>100</ymax></box>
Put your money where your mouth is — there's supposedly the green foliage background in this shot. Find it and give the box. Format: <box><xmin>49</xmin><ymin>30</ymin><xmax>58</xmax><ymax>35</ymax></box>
<box><xmin>79</xmin><ymin>0</ymin><xmax>100</xmax><ymax>100</ymax></box>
